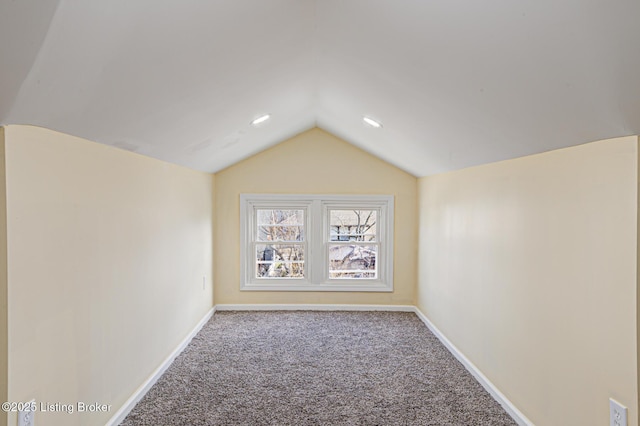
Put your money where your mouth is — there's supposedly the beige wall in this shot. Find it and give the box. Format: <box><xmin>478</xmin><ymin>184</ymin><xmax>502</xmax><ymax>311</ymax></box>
<box><xmin>215</xmin><ymin>127</ymin><xmax>417</xmax><ymax>305</ymax></box>
<box><xmin>4</xmin><ymin>125</ymin><xmax>214</xmax><ymax>426</ymax></box>
<box><xmin>4</xmin><ymin>123</ymin><xmax>635</xmax><ymax>425</ymax></box>
<box><xmin>0</xmin><ymin>128</ymin><xmax>6</xmax><ymax>426</ymax></box>
<box><xmin>417</xmin><ymin>136</ymin><xmax>639</xmax><ymax>425</ymax></box>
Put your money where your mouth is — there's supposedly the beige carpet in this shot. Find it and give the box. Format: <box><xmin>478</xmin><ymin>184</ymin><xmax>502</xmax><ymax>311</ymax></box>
<box><xmin>121</xmin><ymin>311</ymin><xmax>516</xmax><ymax>425</ymax></box>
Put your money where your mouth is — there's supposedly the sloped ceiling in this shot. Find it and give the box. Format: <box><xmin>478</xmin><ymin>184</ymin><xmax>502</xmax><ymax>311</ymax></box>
<box><xmin>2</xmin><ymin>0</ymin><xmax>639</xmax><ymax>177</ymax></box>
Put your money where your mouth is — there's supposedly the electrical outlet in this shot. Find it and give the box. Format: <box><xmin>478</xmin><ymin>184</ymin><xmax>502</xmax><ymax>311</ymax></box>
<box><xmin>610</xmin><ymin>398</ymin><xmax>627</xmax><ymax>426</ymax></box>
<box><xmin>18</xmin><ymin>400</ymin><xmax>35</xmax><ymax>426</ymax></box>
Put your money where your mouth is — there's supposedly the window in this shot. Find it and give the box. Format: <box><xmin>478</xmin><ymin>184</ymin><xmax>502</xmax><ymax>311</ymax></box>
<box><xmin>328</xmin><ymin>209</ymin><xmax>378</xmax><ymax>279</ymax></box>
<box><xmin>256</xmin><ymin>208</ymin><xmax>305</xmax><ymax>279</ymax></box>
<box><xmin>240</xmin><ymin>194</ymin><xmax>394</xmax><ymax>292</ymax></box>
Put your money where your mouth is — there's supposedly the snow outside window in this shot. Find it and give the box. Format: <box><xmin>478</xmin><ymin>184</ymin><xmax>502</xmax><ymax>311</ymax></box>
<box><xmin>240</xmin><ymin>194</ymin><xmax>394</xmax><ymax>292</ymax></box>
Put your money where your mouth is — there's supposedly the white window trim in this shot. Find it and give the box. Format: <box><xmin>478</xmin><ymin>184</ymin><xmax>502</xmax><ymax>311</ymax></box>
<box><xmin>240</xmin><ymin>194</ymin><xmax>394</xmax><ymax>292</ymax></box>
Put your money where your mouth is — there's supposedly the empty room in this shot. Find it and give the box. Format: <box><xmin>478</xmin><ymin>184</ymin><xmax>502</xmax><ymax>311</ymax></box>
<box><xmin>1</xmin><ymin>1</ymin><xmax>639</xmax><ymax>425</ymax></box>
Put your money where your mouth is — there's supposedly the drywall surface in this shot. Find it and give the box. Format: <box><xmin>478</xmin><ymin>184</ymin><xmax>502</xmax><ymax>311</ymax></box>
<box><xmin>215</xmin><ymin>127</ymin><xmax>417</xmax><ymax>305</ymax></box>
<box><xmin>0</xmin><ymin>128</ymin><xmax>7</xmax><ymax>426</ymax></box>
<box><xmin>4</xmin><ymin>125</ymin><xmax>214</xmax><ymax>426</ymax></box>
<box><xmin>417</xmin><ymin>136</ymin><xmax>638</xmax><ymax>425</ymax></box>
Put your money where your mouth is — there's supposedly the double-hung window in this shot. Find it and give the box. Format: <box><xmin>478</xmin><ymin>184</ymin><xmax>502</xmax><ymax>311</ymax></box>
<box><xmin>255</xmin><ymin>204</ymin><xmax>308</xmax><ymax>280</ymax></box>
<box><xmin>240</xmin><ymin>194</ymin><xmax>393</xmax><ymax>292</ymax></box>
<box><xmin>327</xmin><ymin>208</ymin><xmax>378</xmax><ymax>279</ymax></box>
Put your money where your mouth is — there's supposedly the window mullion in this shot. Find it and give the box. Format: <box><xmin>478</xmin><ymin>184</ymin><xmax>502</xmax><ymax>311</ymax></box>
<box><xmin>308</xmin><ymin>199</ymin><xmax>321</xmax><ymax>285</ymax></box>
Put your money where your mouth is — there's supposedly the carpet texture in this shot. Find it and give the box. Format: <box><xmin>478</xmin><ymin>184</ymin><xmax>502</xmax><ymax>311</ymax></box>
<box><xmin>121</xmin><ymin>311</ymin><xmax>516</xmax><ymax>425</ymax></box>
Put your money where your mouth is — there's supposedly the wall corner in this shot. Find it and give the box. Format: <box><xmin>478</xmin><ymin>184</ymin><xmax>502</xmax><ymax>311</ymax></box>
<box><xmin>0</xmin><ymin>127</ymin><xmax>7</xmax><ymax>426</ymax></box>
<box><xmin>211</xmin><ymin>173</ymin><xmax>218</xmax><ymax>308</ymax></box>
<box><xmin>637</xmin><ymin>135</ymin><xmax>640</xmax><ymax>426</ymax></box>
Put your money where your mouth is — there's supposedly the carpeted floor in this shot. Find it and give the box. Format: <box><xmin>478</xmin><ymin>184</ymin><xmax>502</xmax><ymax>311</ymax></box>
<box><xmin>121</xmin><ymin>311</ymin><xmax>516</xmax><ymax>425</ymax></box>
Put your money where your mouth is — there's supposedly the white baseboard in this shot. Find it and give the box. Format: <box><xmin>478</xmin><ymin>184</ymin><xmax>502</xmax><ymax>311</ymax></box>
<box><xmin>411</xmin><ymin>307</ymin><xmax>534</xmax><ymax>426</ymax></box>
<box><xmin>214</xmin><ymin>303</ymin><xmax>415</xmax><ymax>312</ymax></box>
<box><xmin>105</xmin><ymin>307</ymin><xmax>215</xmax><ymax>426</ymax></box>
<box><xmin>106</xmin><ymin>304</ymin><xmax>531</xmax><ymax>426</ymax></box>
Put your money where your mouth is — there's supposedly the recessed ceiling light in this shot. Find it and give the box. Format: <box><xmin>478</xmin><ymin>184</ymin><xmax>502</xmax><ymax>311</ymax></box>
<box><xmin>363</xmin><ymin>116</ymin><xmax>382</xmax><ymax>128</ymax></box>
<box><xmin>251</xmin><ymin>114</ymin><xmax>271</xmax><ymax>126</ymax></box>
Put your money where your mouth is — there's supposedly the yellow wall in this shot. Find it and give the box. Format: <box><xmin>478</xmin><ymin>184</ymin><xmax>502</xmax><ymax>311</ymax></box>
<box><xmin>0</xmin><ymin>128</ymin><xmax>6</xmax><ymax>426</ymax></box>
<box><xmin>638</xmin><ymin>142</ymin><xmax>640</xmax><ymax>422</ymax></box>
<box><xmin>4</xmin><ymin>125</ymin><xmax>214</xmax><ymax>426</ymax></box>
<box><xmin>417</xmin><ymin>136</ymin><xmax>639</xmax><ymax>425</ymax></box>
<box><xmin>215</xmin><ymin>127</ymin><xmax>417</xmax><ymax>306</ymax></box>
<box><xmin>3</xmin><ymin>123</ymin><xmax>636</xmax><ymax>426</ymax></box>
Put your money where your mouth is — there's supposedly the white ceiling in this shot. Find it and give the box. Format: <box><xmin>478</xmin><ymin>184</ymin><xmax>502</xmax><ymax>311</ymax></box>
<box><xmin>2</xmin><ymin>0</ymin><xmax>639</xmax><ymax>177</ymax></box>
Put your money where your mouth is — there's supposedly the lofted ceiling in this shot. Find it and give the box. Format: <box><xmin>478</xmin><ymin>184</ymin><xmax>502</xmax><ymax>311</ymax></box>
<box><xmin>1</xmin><ymin>0</ymin><xmax>639</xmax><ymax>177</ymax></box>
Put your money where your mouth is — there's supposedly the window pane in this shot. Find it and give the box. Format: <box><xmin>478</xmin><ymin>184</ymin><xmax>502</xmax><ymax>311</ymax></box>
<box><xmin>329</xmin><ymin>244</ymin><xmax>377</xmax><ymax>279</ymax></box>
<box><xmin>257</xmin><ymin>209</ymin><xmax>304</xmax><ymax>226</ymax></box>
<box><xmin>257</xmin><ymin>225</ymin><xmax>304</xmax><ymax>242</ymax></box>
<box><xmin>256</xmin><ymin>244</ymin><xmax>304</xmax><ymax>278</ymax></box>
<box><xmin>257</xmin><ymin>209</ymin><xmax>305</xmax><ymax>241</ymax></box>
<box><xmin>329</xmin><ymin>210</ymin><xmax>377</xmax><ymax>242</ymax></box>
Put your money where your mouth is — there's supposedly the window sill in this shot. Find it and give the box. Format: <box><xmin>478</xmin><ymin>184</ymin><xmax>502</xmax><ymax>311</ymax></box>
<box><xmin>240</xmin><ymin>281</ymin><xmax>393</xmax><ymax>292</ymax></box>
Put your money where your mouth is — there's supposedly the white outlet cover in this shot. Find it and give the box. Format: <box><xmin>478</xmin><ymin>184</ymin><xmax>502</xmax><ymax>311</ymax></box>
<box><xmin>610</xmin><ymin>398</ymin><xmax>628</xmax><ymax>426</ymax></box>
<box><xmin>17</xmin><ymin>401</ymin><xmax>35</xmax><ymax>426</ymax></box>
